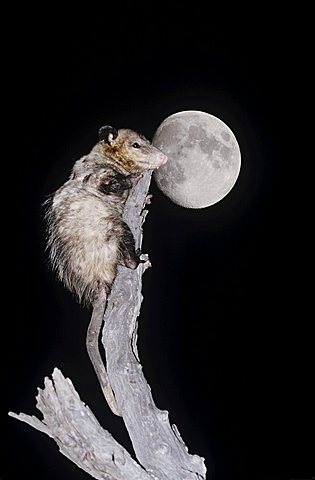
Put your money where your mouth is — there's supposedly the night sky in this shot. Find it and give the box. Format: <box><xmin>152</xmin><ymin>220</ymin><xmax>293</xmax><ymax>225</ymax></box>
<box><xmin>3</xmin><ymin>8</ymin><xmax>313</xmax><ymax>480</ymax></box>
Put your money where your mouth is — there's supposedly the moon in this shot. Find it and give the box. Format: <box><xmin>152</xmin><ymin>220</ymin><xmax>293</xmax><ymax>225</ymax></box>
<box><xmin>152</xmin><ymin>110</ymin><xmax>241</xmax><ymax>208</ymax></box>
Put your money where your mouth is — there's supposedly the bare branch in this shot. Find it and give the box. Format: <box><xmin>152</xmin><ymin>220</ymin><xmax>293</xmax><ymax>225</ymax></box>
<box><xmin>9</xmin><ymin>369</ymin><xmax>154</xmax><ymax>480</ymax></box>
<box><xmin>9</xmin><ymin>171</ymin><xmax>207</xmax><ymax>480</ymax></box>
<box><xmin>102</xmin><ymin>171</ymin><xmax>207</xmax><ymax>480</ymax></box>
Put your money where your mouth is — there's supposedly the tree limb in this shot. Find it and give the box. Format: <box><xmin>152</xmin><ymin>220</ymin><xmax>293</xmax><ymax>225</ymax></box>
<box><xmin>9</xmin><ymin>171</ymin><xmax>207</xmax><ymax>479</ymax></box>
<box><xmin>9</xmin><ymin>369</ymin><xmax>153</xmax><ymax>480</ymax></box>
<box><xmin>103</xmin><ymin>171</ymin><xmax>207</xmax><ymax>479</ymax></box>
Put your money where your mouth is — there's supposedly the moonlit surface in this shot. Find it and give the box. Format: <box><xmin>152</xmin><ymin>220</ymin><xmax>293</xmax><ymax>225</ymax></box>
<box><xmin>153</xmin><ymin>110</ymin><xmax>241</xmax><ymax>208</ymax></box>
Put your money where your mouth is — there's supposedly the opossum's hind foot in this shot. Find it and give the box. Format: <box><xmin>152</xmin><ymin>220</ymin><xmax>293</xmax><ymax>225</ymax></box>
<box><xmin>120</xmin><ymin>222</ymin><xmax>152</xmax><ymax>270</ymax></box>
<box><xmin>120</xmin><ymin>223</ymin><xmax>140</xmax><ymax>269</ymax></box>
<box><xmin>122</xmin><ymin>246</ymin><xmax>151</xmax><ymax>271</ymax></box>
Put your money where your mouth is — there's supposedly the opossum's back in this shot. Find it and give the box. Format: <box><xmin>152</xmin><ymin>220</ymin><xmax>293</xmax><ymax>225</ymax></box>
<box><xmin>48</xmin><ymin>194</ymin><xmax>123</xmax><ymax>303</ymax></box>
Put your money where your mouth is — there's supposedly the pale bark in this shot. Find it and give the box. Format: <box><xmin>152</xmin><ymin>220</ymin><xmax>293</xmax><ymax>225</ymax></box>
<box><xmin>9</xmin><ymin>171</ymin><xmax>207</xmax><ymax>480</ymax></box>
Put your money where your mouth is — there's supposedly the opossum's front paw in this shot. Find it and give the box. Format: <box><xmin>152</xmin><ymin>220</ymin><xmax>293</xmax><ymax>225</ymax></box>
<box><xmin>136</xmin><ymin>250</ymin><xmax>152</xmax><ymax>270</ymax></box>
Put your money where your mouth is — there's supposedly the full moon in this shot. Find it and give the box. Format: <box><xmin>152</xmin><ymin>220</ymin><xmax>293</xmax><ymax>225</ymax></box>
<box><xmin>152</xmin><ymin>111</ymin><xmax>241</xmax><ymax>208</ymax></box>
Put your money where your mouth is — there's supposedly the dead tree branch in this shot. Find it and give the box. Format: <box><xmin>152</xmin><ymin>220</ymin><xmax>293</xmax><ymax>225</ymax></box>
<box><xmin>9</xmin><ymin>171</ymin><xmax>207</xmax><ymax>480</ymax></box>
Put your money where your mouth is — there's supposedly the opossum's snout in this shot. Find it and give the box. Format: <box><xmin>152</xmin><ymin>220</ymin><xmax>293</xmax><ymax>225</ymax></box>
<box><xmin>147</xmin><ymin>147</ymin><xmax>168</xmax><ymax>170</ymax></box>
<box><xmin>156</xmin><ymin>151</ymin><xmax>168</xmax><ymax>166</ymax></box>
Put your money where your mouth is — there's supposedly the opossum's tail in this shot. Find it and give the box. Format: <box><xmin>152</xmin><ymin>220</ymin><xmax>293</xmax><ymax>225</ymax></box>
<box><xmin>86</xmin><ymin>288</ymin><xmax>121</xmax><ymax>416</ymax></box>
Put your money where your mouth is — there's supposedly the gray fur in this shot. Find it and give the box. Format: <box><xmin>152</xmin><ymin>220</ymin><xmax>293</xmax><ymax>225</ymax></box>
<box><xmin>44</xmin><ymin>127</ymin><xmax>167</xmax><ymax>415</ymax></box>
<box><xmin>45</xmin><ymin>128</ymin><xmax>167</xmax><ymax>304</ymax></box>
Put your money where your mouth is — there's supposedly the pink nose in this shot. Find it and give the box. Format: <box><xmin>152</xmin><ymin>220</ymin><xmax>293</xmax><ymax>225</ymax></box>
<box><xmin>159</xmin><ymin>152</ymin><xmax>168</xmax><ymax>165</ymax></box>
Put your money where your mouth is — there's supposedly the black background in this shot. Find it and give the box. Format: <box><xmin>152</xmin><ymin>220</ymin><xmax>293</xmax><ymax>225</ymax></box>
<box><xmin>3</xmin><ymin>7</ymin><xmax>313</xmax><ymax>480</ymax></box>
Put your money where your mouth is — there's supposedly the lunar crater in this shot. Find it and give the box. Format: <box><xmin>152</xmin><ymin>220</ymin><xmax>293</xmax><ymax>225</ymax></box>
<box><xmin>221</xmin><ymin>131</ymin><xmax>231</xmax><ymax>141</ymax></box>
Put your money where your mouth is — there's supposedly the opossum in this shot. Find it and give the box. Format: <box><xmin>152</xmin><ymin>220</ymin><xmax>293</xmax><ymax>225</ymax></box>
<box><xmin>45</xmin><ymin>125</ymin><xmax>167</xmax><ymax>415</ymax></box>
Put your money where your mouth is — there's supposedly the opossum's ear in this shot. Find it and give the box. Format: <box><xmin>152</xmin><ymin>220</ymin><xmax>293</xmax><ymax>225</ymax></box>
<box><xmin>99</xmin><ymin>125</ymin><xmax>118</xmax><ymax>145</ymax></box>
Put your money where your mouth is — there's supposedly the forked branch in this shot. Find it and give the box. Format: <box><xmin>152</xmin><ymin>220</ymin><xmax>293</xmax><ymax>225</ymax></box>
<box><xmin>9</xmin><ymin>171</ymin><xmax>207</xmax><ymax>480</ymax></box>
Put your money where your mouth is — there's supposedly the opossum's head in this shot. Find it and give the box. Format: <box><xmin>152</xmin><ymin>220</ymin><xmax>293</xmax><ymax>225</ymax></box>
<box><xmin>98</xmin><ymin>125</ymin><xmax>167</xmax><ymax>175</ymax></box>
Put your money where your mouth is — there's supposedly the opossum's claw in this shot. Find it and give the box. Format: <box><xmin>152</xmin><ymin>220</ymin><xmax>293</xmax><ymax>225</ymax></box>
<box><xmin>138</xmin><ymin>251</ymin><xmax>152</xmax><ymax>270</ymax></box>
<box><xmin>145</xmin><ymin>194</ymin><xmax>153</xmax><ymax>204</ymax></box>
<box><xmin>135</xmin><ymin>249</ymin><xmax>149</xmax><ymax>263</ymax></box>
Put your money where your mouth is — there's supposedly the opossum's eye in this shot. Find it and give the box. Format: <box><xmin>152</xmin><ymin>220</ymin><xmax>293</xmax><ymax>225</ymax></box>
<box><xmin>132</xmin><ymin>142</ymin><xmax>141</xmax><ymax>149</ymax></box>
